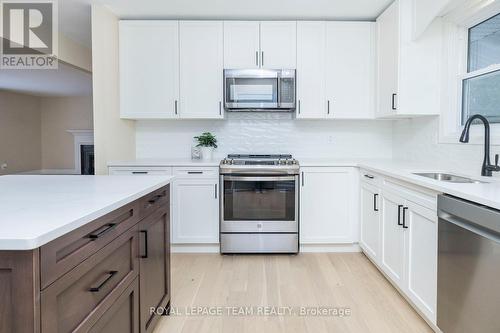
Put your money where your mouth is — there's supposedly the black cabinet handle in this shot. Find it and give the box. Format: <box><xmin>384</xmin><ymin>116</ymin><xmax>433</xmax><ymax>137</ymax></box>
<box><xmin>187</xmin><ymin>171</ymin><xmax>203</xmax><ymax>174</ymax></box>
<box><xmin>402</xmin><ymin>207</ymin><xmax>409</xmax><ymax>229</ymax></box>
<box><xmin>298</xmin><ymin>100</ymin><xmax>301</xmax><ymax>114</ymax></box>
<box><xmin>215</xmin><ymin>184</ymin><xmax>218</xmax><ymax>199</ymax></box>
<box><xmin>391</xmin><ymin>93</ymin><xmax>397</xmax><ymax>110</ymax></box>
<box><xmin>148</xmin><ymin>193</ymin><xmax>166</xmax><ymax>205</ymax></box>
<box><xmin>301</xmin><ymin>172</ymin><xmax>304</xmax><ymax>186</ymax></box>
<box><xmin>374</xmin><ymin>194</ymin><xmax>379</xmax><ymax>212</ymax></box>
<box><xmin>87</xmin><ymin>223</ymin><xmax>117</xmax><ymax>240</ymax></box>
<box><xmin>397</xmin><ymin>205</ymin><xmax>403</xmax><ymax>226</ymax></box>
<box><xmin>140</xmin><ymin>230</ymin><xmax>148</xmax><ymax>258</ymax></box>
<box><xmin>364</xmin><ymin>174</ymin><xmax>374</xmax><ymax>179</ymax></box>
<box><xmin>89</xmin><ymin>271</ymin><xmax>118</xmax><ymax>292</ymax></box>
<box><xmin>132</xmin><ymin>171</ymin><xmax>148</xmax><ymax>174</ymax></box>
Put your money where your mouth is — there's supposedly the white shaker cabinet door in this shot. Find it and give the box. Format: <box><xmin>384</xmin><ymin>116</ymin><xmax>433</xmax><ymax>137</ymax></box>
<box><xmin>223</xmin><ymin>21</ymin><xmax>260</xmax><ymax>68</ymax></box>
<box><xmin>325</xmin><ymin>22</ymin><xmax>375</xmax><ymax>119</ymax></box>
<box><xmin>376</xmin><ymin>1</ymin><xmax>400</xmax><ymax>117</ymax></box>
<box><xmin>296</xmin><ymin>21</ymin><xmax>327</xmax><ymax>119</ymax></box>
<box><xmin>179</xmin><ymin>21</ymin><xmax>224</xmax><ymax>119</ymax></box>
<box><xmin>172</xmin><ymin>179</ymin><xmax>219</xmax><ymax>244</ymax></box>
<box><xmin>119</xmin><ymin>21</ymin><xmax>180</xmax><ymax>119</ymax></box>
<box><xmin>360</xmin><ymin>182</ymin><xmax>381</xmax><ymax>262</ymax></box>
<box><xmin>380</xmin><ymin>190</ymin><xmax>406</xmax><ymax>289</ymax></box>
<box><xmin>300</xmin><ymin>167</ymin><xmax>356</xmax><ymax>244</ymax></box>
<box><xmin>404</xmin><ymin>201</ymin><xmax>437</xmax><ymax>323</ymax></box>
<box><xmin>259</xmin><ymin>21</ymin><xmax>297</xmax><ymax>69</ymax></box>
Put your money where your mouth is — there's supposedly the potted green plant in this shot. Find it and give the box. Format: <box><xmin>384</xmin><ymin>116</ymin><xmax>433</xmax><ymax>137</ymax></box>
<box><xmin>194</xmin><ymin>132</ymin><xmax>218</xmax><ymax>161</ymax></box>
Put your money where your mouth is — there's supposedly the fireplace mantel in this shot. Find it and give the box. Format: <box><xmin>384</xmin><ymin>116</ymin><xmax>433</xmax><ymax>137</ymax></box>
<box><xmin>67</xmin><ymin>130</ymin><xmax>94</xmax><ymax>174</ymax></box>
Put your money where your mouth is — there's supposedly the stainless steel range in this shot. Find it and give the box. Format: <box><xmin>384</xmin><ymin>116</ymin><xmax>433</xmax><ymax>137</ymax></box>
<box><xmin>219</xmin><ymin>154</ymin><xmax>300</xmax><ymax>254</ymax></box>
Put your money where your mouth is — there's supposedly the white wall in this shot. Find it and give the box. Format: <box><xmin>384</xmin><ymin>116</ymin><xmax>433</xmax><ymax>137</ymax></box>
<box><xmin>392</xmin><ymin>117</ymin><xmax>500</xmax><ymax>177</ymax></box>
<box><xmin>136</xmin><ymin>113</ymin><xmax>394</xmax><ymax>160</ymax></box>
<box><xmin>92</xmin><ymin>5</ymin><xmax>135</xmax><ymax>175</ymax></box>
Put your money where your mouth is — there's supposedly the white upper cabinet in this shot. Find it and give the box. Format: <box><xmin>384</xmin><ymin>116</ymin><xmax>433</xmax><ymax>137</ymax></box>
<box><xmin>296</xmin><ymin>22</ymin><xmax>327</xmax><ymax>119</ymax></box>
<box><xmin>119</xmin><ymin>21</ymin><xmax>180</xmax><ymax>119</ymax></box>
<box><xmin>325</xmin><ymin>22</ymin><xmax>375</xmax><ymax>119</ymax></box>
<box><xmin>296</xmin><ymin>21</ymin><xmax>375</xmax><ymax>119</ymax></box>
<box><xmin>376</xmin><ymin>1</ymin><xmax>400</xmax><ymax>118</ymax></box>
<box><xmin>260</xmin><ymin>21</ymin><xmax>297</xmax><ymax>69</ymax></box>
<box><xmin>223</xmin><ymin>21</ymin><xmax>260</xmax><ymax>68</ymax></box>
<box><xmin>179</xmin><ymin>21</ymin><xmax>224</xmax><ymax>119</ymax></box>
<box><xmin>376</xmin><ymin>0</ymin><xmax>442</xmax><ymax>118</ymax></box>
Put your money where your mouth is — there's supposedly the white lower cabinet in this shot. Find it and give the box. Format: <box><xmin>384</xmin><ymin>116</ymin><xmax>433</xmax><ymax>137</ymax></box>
<box><xmin>380</xmin><ymin>190</ymin><xmax>407</xmax><ymax>288</ymax></box>
<box><xmin>172</xmin><ymin>179</ymin><xmax>219</xmax><ymax>243</ymax></box>
<box><xmin>404</xmin><ymin>200</ymin><xmax>437</xmax><ymax>323</ymax></box>
<box><xmin>300</xmin><ymin>167</ymin><xmax>357</xmax><ymax>244</ymax></box>
<box><xmin>108</xmin><ymin>166</ymin><xmax>220</xmax><ymax>245</ymax></box>
<box><xmin>360</xmin><ymin>172</ymin><xmax>437</xmax><ymax>325</ymax></box>
<box><xmin>359</xmin><ymin>181</ymin><xmax>380</xmax><ymax>262</ymax></box>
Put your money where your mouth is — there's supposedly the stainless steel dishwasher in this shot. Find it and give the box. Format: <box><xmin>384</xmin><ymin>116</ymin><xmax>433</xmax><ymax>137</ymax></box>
<box><xmin>437</xmin><ymin>194</ymin><xmax>500</xmax><ymax>333</ymax></box>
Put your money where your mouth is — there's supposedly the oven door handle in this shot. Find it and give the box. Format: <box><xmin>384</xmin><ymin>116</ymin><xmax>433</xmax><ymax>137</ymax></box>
<box><xmin>223</xmin><ymin>176</ymin><xmax>296</xmax><ymax>182</ymax></box>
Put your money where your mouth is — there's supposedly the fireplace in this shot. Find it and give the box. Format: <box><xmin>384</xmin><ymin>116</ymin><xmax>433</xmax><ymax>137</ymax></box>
<box><xmin>80</xmin><ymin>145</ymin><xmax>95</xmax><ymax>175</ymax></box>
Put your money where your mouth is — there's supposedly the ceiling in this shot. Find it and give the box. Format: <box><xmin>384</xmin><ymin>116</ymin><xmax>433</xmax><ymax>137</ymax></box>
<box><xmin>60</xmin><ymin>0</ymin><xmax>393</xmax><ymax>47</ymax></box>
<box><xmin>0</xmin><ymin>63</ymin><xmax>92</xmax><ymax>97</ymax></box>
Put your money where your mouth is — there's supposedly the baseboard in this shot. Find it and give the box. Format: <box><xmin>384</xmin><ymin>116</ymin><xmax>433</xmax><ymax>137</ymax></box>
<box><xmin>171</xmin><ymin>243</ymin><xmax>361</xmax><ymax>254</ymax></box>
<box><xmin>171</xmin><ymin>244</ymin><xmax>220</xmax><ymax>253</ymax></box>
<box><xmin>300</xmin><ymin>243</ymin><xmax>361</xmax><ymax>253</ymax></box>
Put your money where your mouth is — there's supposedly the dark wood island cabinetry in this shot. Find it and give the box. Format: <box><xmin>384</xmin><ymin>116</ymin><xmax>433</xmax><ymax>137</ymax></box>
<box><xmin>0</xmin><ymin>185</ymin><xmax>171</xmax><ymax>333</ymax></box>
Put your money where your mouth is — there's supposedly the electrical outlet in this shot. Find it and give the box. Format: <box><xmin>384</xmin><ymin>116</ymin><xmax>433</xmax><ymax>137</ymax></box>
<box><xmin>1</xmin><ymin>163</ymin><xmax>7</xmax><ymax>170</ymax></box>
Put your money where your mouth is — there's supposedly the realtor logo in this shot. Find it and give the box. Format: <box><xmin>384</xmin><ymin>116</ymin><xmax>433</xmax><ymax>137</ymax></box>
<box><xmin>1</xmin><ymin>0</ymin><xmax>58</xmax><ymax>69</ymax></box>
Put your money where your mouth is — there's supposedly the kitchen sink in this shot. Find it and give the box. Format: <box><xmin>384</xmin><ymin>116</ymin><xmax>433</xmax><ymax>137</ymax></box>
<box><xmin>413</xmin><ymin>172</ymin><xmax>485</xmax><ymax>184</ymax></box>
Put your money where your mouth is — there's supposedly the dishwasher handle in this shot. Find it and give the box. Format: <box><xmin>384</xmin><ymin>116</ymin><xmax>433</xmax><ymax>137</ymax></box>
<box><xmin>438</xmin><ymin>211</ymin><xmax>500</xmax><ymax>244</ymax></box>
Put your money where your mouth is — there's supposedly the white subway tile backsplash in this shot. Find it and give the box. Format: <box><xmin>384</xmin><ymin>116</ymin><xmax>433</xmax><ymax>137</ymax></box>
<box><xmin>136</xmin><ymin>113</ymin><xmax>394</xmax><ymax>160</ymax></box>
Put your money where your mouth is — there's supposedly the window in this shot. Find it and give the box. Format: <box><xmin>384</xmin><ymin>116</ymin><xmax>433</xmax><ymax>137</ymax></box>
<box><xmin>461</xmin><ymin>13</ymin><xmax>500</xmax><ymax>124</ymax></box>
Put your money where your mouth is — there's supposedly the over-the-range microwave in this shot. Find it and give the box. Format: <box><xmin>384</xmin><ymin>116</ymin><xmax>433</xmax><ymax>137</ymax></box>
<box><xmin>223</xmin><ymin>69</ymin><xmax>296</xmax><ymax>111</ymax></box>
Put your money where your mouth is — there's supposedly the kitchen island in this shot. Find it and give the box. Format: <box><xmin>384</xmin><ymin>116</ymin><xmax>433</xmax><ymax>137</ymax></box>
<box><xmin>0</xmin><ymin>175</ymin><xmax>174</xmax><ymax>333</ymax></box>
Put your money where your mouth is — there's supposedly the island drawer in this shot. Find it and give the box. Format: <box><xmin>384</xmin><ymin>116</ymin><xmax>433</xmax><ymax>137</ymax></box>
<box><xmin>40</xmin><ymin>200</ymin><xmax>141</xmax><ymax>289</ymax></box>
<box><xmin>138</xmin><ymin>185</ymin><xmax>170</xmax><ymax>220</ymax></box>
<box><xmin>41</xmin><ymin>225</ymin><xmax>139</xmax><ymax>333</ymax></box>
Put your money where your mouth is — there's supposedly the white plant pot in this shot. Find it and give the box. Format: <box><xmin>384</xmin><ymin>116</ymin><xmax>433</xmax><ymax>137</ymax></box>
<box><xmin>200</xmin><ymin>147</ymin><xmax>214</xmax><ymax>161</ymax></box>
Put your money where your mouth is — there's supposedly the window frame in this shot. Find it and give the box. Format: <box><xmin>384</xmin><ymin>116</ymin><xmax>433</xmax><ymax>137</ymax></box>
<box><xmin>439</xmin><ymin>1</ymin><xmax>500</xmax><ymax>145</ymax></box>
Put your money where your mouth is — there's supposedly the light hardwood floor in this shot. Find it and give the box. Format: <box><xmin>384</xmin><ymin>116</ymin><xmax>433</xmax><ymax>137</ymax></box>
<box><xmin>153</xmin><ymin>253</ymin><xmax>433</xmax><ymax>333</ymax></box>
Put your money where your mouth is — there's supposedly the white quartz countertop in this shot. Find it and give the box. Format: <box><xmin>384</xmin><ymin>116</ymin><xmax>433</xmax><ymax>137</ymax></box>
<box><xmin>108</xmin><ymin>158</ymin><xmax>500</xmax><ymax>210</ymax></box>
<box><xmin>0</xmin><ymin>175</ymin><xmax>174</xmax><ymax>250</ymax></box>
<box><xmin>108</xmin><ymin>158</ymin><xmax>220</xmax><ymax>167</ymax></box>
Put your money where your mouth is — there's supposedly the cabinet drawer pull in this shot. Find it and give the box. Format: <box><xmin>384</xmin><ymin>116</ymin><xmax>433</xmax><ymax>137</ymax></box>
<box><xmin>364</xmin><ymin>174</ymin><xmax>374</xmax><ymax>179</ymax></box>
<box><xmin>132</xmin><ymin>171</ymin><xmax>148</xmax><ymax>175</ymax></box>
<box><xmin>261</xmin><ymin>51</ymin><xmax>264</xmax><ymax>67</ymax></box>
<box><xmin>89</xmin><ymin>270</ymin><xmax>118</xmax><ymax>292</ymax></box>
<box><xmin>215</xmin><ymin>184</ymin><xmax>218</xmax><ymax>199</ymax></box>
<box><xmin>327</xmin><ymin>100</ymin><xmax>330</xmax><ymax>115</ymax></box>
<box><xmin>140</xmin><ymin>230</ymin><xmax>148</xmax><ymax>258</ymax></box>
<box><xmin>148</xmin><ymin>194</ymin><xmax>165</xmax><ymax>205</ymax></box>
<box><xmin>397</xmin><ymin>205</ymin><xmax>403</xmax><ymax>226</ymax></box>
<box><xmin>374</xmin><ymin>194</ymin><xmax>379</xmax><ymax>212</ymax></box>
<box><xmin>402</xmin><ymin>207</ymin><xmax>409</xmax><ymax>229</ymax></box>
<box><xmin>175</xmin><ymin>100</ymin><xmax>178</xmax><ymax>115</ymax></box>
<box><xmin>255</xmin><ymin>51</ymin><xmax>259</xmax><ymax>66</ymax></box>
<box><xmin>87</xmin><ymin>223</ymin><xmax>117</xmax><ymax>240</ymax></box>
<box><xmin>301</xmin><ymin>172</ymin><xmax>304</xmax><ymax>187</ymax></box>
<box><xmin>187</xmin><ymin>171</ymin><xmax>203</xmax><ymax>174</ymax></box>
